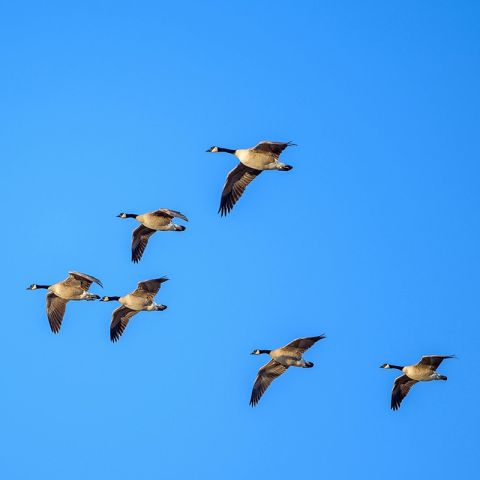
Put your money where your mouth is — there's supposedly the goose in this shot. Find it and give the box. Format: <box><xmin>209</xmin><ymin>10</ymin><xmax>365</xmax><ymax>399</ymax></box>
<box><xmin>117</xmin><ymin>209</ymin><xmax>188</xmax><ymax>263</ymax></box>
<box><xmin>380</xmin><ymin>355</ymin><xmax>455</xmax><ymax>410</ymax></box>
<box><xmin>249</xmin><ymin>335</ymin><xmax>325</xmax><ymax>406</ymax></box>
<box><xmin>100</xmin><ymin>277</ymin><xmax>169</xmax><ymax>342</ymax></box>
<box><xmin>27</xmin><ymin>271</ymin><xmax>103</xmax><ymax>334</ymax></box>
<box><xmin>207</xmin><ymin>141</ymin><xmax>295</xmax><ymax>216</ymax></box>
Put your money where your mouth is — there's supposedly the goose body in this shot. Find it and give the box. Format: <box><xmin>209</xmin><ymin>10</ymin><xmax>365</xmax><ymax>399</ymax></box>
<box><xmin>117</xmin><ymin>209</ymin><xmax>188</xmax><ymax>263</ymax></box>
<box><xmin>27</xmin><ymin>271</ymin><xmax>103</xmax><ymax>333</ymax></box>
<box><xmin>249</xmin><ymin>335</ymin><xmax>325</xmax><ymax>406</ymax></box>
<box><xmin>207</xmin><ymin>141</ymin><xmax>295</xmax><ymax>216</ymax></box>
<box><xmin>100</xmin><ymin>277</ymin><xmax>168</xmax><ymax>342</ymax></box>
<box><xmin>380</xmin><ymin>355</ymin><xmax>455</xmax><ymax>410</ymax></box>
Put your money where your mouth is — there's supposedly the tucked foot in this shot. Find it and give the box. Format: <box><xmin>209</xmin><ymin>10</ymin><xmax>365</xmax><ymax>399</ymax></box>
<box><xmin>280</xmin><ymin>164</ymin><xmax>293</xmax><ymax>171</ymax></box>
<box><xmin>85</xmin><ymin>294</ymin><xmax>101</xmax><ymax>301</ymax></box>
<box><xmin>304</xmin><ymin>361</ymin><xmax>314</xmax><ymax>368</ymax></box>
<box><xmin>174</xmin><ymin>225</ymin><xmax>186</xmax><ymax>231</ymax></box>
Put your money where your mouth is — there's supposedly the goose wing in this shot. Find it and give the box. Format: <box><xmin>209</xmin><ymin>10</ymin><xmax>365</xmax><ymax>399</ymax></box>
<box><xmin>281</xmin><ymin>335</ymin><xmax>326</xmax><ymax>355</ymax></box>
<box><xmin>110</xmin><ymin>305</ymin><xmax>139</xmax><ymax>342</ymax></box>
<box><xmin>46</xmin><ymin>292</ymin><xmax>68</xmax><ymax>333</ymax></box>
<box><xmin>153</xmin><ymin>209</ymin><xmax>188</xmax><ymax>221</ymax></box>
<box><xmin>391</xmin><ymin>375</ymin><xmax>418</xmax><ymax>410</ymax></box>
<box><xmin>131</xmin><ymin>225</ymin><xmax>156</xmax><ymax>263</ymax></box>
<box><xmin>417</xmin><ymin>355</ymin><xmax>455</xmax><ymax>370</ymax></box>
<box><xmin>252</xmin><ymin>141</ymin><xmax>295</xmax><ymax>158</ymax></box>
<box><xmin>134</xmin><ymin>277</ymin><xmax>169</xmax><ymax>296</ymax></box>
<box><xmin>219</xmin><ymin>162</ymin><xmax>262</xmax><ymax>216</ymax></box>
<box><xmin>250</xmin><ymin>360</ymin><xmax>288</xmax><ymax>407</ymax></box>
<box><xmin>68</xmin><ymin>271</ymin><xmax>103</xmax><ymax>289</ymax></box>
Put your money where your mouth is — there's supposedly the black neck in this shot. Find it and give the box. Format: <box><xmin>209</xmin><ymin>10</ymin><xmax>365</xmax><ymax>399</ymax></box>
<box><xmin>125</xmin><ymin>213</ymin><xmax>138</xmax><ymax>219</ymax></box>
<box><xmin>107</xmin><ymin>296</ymin><xmax>121</xmax><ymax>301</ymax></box>
<box><xmin>259</xmin><ymin>349</ymin><xmax>271</xmax><ymax>354</ymax></box>
<box><xmin>389</xmin><ymin>364</ymin><xmax>404</xmax><ymax>371</ymax></box>
<box><xmin>218</xmin><ymin>147</ymin><xmax>236</xmax><ymax>154</ymax></box>
<box><xmin>36</xmin><ymin>285</ymin><xmax>50</xmax><ymax>289</ymax></box>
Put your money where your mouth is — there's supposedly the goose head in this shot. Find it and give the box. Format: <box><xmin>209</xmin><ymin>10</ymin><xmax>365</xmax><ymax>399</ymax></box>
<box><xmin>206</xmin><ymin>146</ymin><xmax>219</xmax><ymax>153</ymax></box>
<box><xmin>27</xmin><ymin>284</ymin><xmax>49</xmax><ymax>290</ymax></box>
<box><xmin>100</xmin><ymin>296</ymin><xmax>120</xmax><ymax>302</ymax></box>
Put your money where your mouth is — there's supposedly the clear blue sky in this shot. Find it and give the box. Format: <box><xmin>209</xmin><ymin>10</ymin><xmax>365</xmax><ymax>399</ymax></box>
<box><xmin>1</xmin><ymin>1</ymin><xmax>479</xmax><ymax>478</ymax></box>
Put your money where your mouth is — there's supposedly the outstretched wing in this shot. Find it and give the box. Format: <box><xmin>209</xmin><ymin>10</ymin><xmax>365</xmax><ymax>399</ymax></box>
<box><xmin>417</xmin><ymin>355</ymin><xmax>455</xmax><ymax>370</ymax></box>
<box><xmin>153</xmin><ymin>209</ymin><xmax>188</xmax><ymax>222</ymax></box>
<box><xmin>131</xmin><ymin>225</ymin><xmax>156</xmax><ymax>263</ymax></box>
<box><xmin>391</xmin><ymin>375</ymin><xmax>418</xmax><ymax>410</ymax></box>
<box><xmin>281</xmin><ymin>335</ymin><xmax>326</xmax><ymax>355</ymax></box>
<box><xmin>68</xmin><ymin>271</ymin><xmax>103</xmax><ymax>289</ymax></box>
<box><xmin>46</xmin><ymin>292</ymin><xmax>68</xmax><ymax>333</ymax></box>
<box><xmin>110</xmin><ymin>306</ymin><xmax>139</xmax><ymax>342</ymax></box>
<box><xmin>134</xmin><ymin>277</ymin><xmax>169</xmax><ymax>296</ymax></box>
<box><xmin>219</xmin><ymin>163</ymin><xmax>262</xmax><ymax>216</ymax></box>
<box><xmin>252</xmin><ymin>141</ymin><xmax>296</xmax><ymax>158</ymax></box>
<box><xmin>250</xmin><ymin>360</ymin><xmax>288</xmax><ymax>407</ymax></box>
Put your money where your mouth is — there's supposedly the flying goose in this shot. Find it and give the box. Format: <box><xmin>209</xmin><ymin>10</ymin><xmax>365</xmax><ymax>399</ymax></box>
<box><xmin>100</xmin><ymin>277</ymin><xmax>169</xmax><ymax>342</ymax></box>
<box><xmin>207</xmin><ymin>141</ymin><xmax>295</xmax><ymax>216</ymax></box>
<box><xmin>249</xmin><ymin>335</ymin><xmax>325</xmax><ymax>406</ymax></box>
<box><xmin>117</xmin><ymin>209</ymin><xmax>188</xmax><ymax>263</ymax></box>
<box><xmin>380</xmin><ymin>355</ymin><xmax>455</xmax><ymax>410</ymax></box>
<box><xmin>27</xmin><ymin>271</ymin><xmax>103</xmax><ymax>333</ymax></box>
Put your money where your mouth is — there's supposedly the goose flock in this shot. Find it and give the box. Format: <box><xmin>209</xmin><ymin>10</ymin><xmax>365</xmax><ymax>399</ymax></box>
<box><xmin>27</xmin><ymin>140</ymin><xmax>455</xmax><ymax>409</ymax></box>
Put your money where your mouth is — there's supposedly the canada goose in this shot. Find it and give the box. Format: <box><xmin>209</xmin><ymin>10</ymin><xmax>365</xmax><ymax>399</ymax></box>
<box><xmin>27</xmin><ymin>271</ymin><xmax>103</xmax><ymax>334</ymax></box>
<box><xmin>380</xmin><ymin>355</ymin><xmax>455</xmax><ymax>410</ymax></box>
<box><xmin>249</xmin><ymin>335</ymin><xmax>325</xmax><ymax>406</ymax></box>
<box><xmin>117</xmin><ymin>209</ymin><xmax>188</xmax><ymax>263</ymax></box>
<box><xmin>100</xmin><ymin>277</ymin><xmax>169</xmax><ymax>342</ymax></box>
<box><xmin>207</xmin><ymin>141</ymin><xmax>295</xmax><ymax>216</ymax></box>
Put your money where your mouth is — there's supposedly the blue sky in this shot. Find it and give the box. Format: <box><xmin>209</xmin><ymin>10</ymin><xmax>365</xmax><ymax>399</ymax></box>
<box><xmin>1</xmin><ymin>1</ymin><xmax>479</xmax><ymax>478</ymax></box>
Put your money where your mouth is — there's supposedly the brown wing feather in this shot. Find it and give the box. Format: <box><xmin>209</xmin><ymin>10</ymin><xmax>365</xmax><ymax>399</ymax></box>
<box><xmin>134</xmin><ymin>277</ymin><xmax>169</xmax><ymax>296</ymax></box>
<box><xmin>110</xmin><ymin>306</ymin><xmax>139</xmax><ymax>342</ymax></box>
<box><xmin>391</xmin><ymin>375</ymin><xmax>418</xmax><ymax>410</ymax></box>
<box><xmin>249</xmin><ymin>360</ymin><xmax>288</xmax><ymax>407</ymax></box>
<box><xmin>67</xmin><ymin>271</ymin><xmax>103</xmax><ymax>289</ymax></box>
<box><xmin>131</xmin><ymin>225</ymin><xmax>156</xmax><ymax>263</ymax></box>
<box><xmin>282</xmin><ymin>335</ymin><xmax>326</xmax><ymax>354</ymax></box>
<box><xmin>417</xmin><ymin>355</ymin><xmax>455</xmax><ymax>370</ymax></box>
<box><xmin>252</xmin><ymin>141</ymin><xmax>295</xmax><ymax>158</ymax></box>
<box><xmin>219</xmin><ymin>163</ymin><xmax>262</xmax><ymax>216</ymax></box>
<box><xmin>46</xmin><ymin>292</ymin><xmax>68</xmax><ymax>334</ymax></box>
<box><xmin>153</xmin><ymin>209</ymin><xmax>188</xmax><ymax>221</ymax></box>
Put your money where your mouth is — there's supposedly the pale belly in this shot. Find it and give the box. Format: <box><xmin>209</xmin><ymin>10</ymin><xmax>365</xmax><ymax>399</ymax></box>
<box><xmin>120</xmin><ymin>294</ymin><xmax>149</xmax><ymax>311</ymax></box>
<box><xmin>403</xmin><ymin>366</ymin><xmax>432</xmax><ymax>381</ymax></box>
<box><xmin>271</xmin><ymin>351</ymin><xmax>302</xmax><ymax>367</ymax></box>
<box><xmin>235</xmin><ymin>150</ymin><xmax>277</xmax><ymax>170</ymax></box>
<box><xmin>49</xmin><ymin>284</ymin><xmax>83</xmax><ymax>300</ymax></box>
<box><xmin>138</xmin><ymin>214</ymin><xmax>172</xmax><ymax>231</ymax></box>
